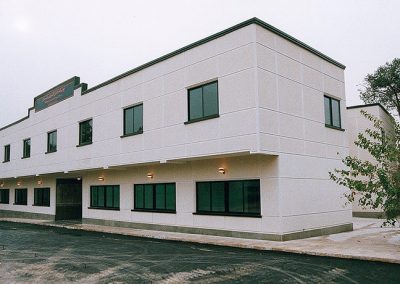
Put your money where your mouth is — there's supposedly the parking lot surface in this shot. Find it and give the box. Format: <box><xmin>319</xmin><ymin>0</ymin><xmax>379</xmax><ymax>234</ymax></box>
<box><xmin>0</xmin><ymin>221</ymin><xmax>399</xmax><ymax>283</ymax></box>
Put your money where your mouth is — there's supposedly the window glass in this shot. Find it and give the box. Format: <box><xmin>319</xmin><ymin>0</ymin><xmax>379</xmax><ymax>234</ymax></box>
<box><xmin>144</xmin><ymin>185</ymin><xmax>153</xmax><ymax>209</ymax></box>
<box><xmin>331</xmin><ymin>99</ymin><xmax>341</xmax><ymax>127</ymax></box>
<box><xmin>189</xmin><ymin>87</ymin><xmax>203</xmax><ymax>120</ymax></box>
<box><xmin>155</xmin><ymin>184</ymin><xmax>165</xmax><ymax>210</ymax></box>
<box><xmin>243</xmin><ymin>181</ymin><xmax>260</xmax><ymax>213</ymax></box>
<box><xmin>324</xmin><ymin>96</ymin><xmax>331</xmax><ymax>125</ymax></box>
<box><xmin>135</xmin><ymin>185</ymin><xmax>144</xmax><ymax>209</ymax></box>
<box><xmin>197</xmin><ymin>182</ymin><xmax>211</xmax><ymax>211</ymax></box>
<box><xmin>203</xmin><ymin>82</ymin><xmax>218</xmax><ymax>117</ymax></box>
<box><xmin>23</xmin><ymin>139</ymin><xmax>31</xmax><ymax>158</ymax></box>
<box><xmin>48</xmin><ymin>131</ymin><xmax>57</xmax><ymax>152</ymax></box>
<box><xmin>124</xmin><ymin>107</ymin><xmax>134</xmax><ymax>135</ymax></box>
<box><xmin>211</xmin><ymin>182</ymin><xmax>225</xmax><ymax>212</ymax></box>
<box><xmin>90</xmin><ymin>185</ymin><xmax>119</xmax><ymax>209</ymax></box>
<box><xmin>133</xmin><ymin>104</ymin><xmax>143</xmax><ymax>133</ymax></box>
<box><xmin>228</xmin><ymin>181</ymin><xmax>243</xmax><ymax>213</ymax></box>
<box><xmin>165</xmin><ymin>184</ymin><xmax>176</xmax><ymax>210</ymax></box>
<box><xmin>15</xmin><ymin>188</ymin><xmax>27</xmax><ymax>205</ymax></box>
<box><xmin>106</xmin><ymin>186</ymin><xmax>114</xmax><ymax>208</ymax></box>
<box><xmin>97</xmin><ymin>186</ymin><xmax>105</xmax><ymax>207</ymax></box>
<box><xmin>113</xmin><ymin>187</ymin><xmax>119</xmax><ymax>208</ymax></box>
<box><xmin>0</xmin><ymin>189</ymin><xmax>9</xmax><ymax>204</ymax></box>
<box><xmin>79</xmin><ymin>120</ymin><xmax>92</xmax><ymax>145</ymax></box>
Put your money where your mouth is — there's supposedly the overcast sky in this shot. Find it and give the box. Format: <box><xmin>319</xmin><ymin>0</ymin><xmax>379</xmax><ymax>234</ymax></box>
<box><xmin>0</xmin><ymin>0</ymin><xmax>399</xmax><ymax>127</ymax></box>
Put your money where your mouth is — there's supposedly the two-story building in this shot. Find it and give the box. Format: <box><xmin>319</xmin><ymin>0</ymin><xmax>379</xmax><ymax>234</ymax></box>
<box><xmin>0</xmin><ymin>18</ymin><xmax>352</xmax><ymax>241</ymax></box>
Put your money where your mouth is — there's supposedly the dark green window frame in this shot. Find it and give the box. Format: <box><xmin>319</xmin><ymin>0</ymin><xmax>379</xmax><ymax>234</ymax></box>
<box><xmin>196</xmin><ymin>179</ymin><xmax>261</xmax><ymax>217</ymax></box>
<box><xmin>78</xmin><ymin>119</ymin><xmax>93</xmax><ymax>146</ymax></box>
<box><xmin>34</xmin><ymin>188</ymin><xmax>50</xmax><ymax>207</ymax></box>
<box><xmin>46</xmin><ymin>130</ymin><xmax>57</xmax><ymax>153</ymax></box>
<box><xmin>122</xmin><ymin>103</ymin><xmax>143</xmax><ymax>137</ymax></box>
<box><xmin>324</xmin><ymin>95</ymin><xmax>343</xmax><ymax>130</ymax></box>
<box><xmin>186</xmin><ymin>81</ymin><xmax>219</xmax><ymax>124</ymax></box>
<box><xmin>134</xmin><ymin>183</ymin><xmax>176</xmax><ymax>213</ymax></box>
<box><xmin>22</xmin><ymin>138</ymin><xmax>31</xmax><ymax>159</ymax></box>
<box><xmin>3</xmin><ymin>144</ymin><xmax>10</xmax><ymax>162</ymax></box>
<box><xmin>14</xmin><ymin>188</ymin><xmax>27</xmax><ymax>205</ymax></box>
<box><xmin>0</xmin><ymin>188</ymin><xmax>9</xmax><ymax>204</ymax></box>
<box><xmin>90</xmin><ymin>185</ymin><xmax>120</xmax><ymax>210</ymax></box>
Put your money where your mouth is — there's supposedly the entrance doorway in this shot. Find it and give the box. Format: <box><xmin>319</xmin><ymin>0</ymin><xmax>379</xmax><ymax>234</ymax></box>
<box><xmin>55</xmin><ymin>179</ymin><xmax>82</xmax><ymax>221</ymax></box>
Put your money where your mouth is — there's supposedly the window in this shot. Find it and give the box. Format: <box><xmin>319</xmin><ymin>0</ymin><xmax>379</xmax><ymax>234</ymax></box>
<box><xmin>3</xmin><ymin>145</ymin><xmax>10</xmax><ymax>162</ymax></box>
<box><xmin>123</xmin><ymin>104</ymin><xmax>143</xmax><ymax>136</ymax></box>
<box><xmin>0</xmin><ymin>189</ymin><xmax>9</xmax><ymax>204</ymax></box>
<box><xmin>324</xmin><ymin>96</ymin><xmax>342</xmax><ymax>129</ymax></box>
<box><xmin>15</xmin><ymin>188</ymin><xmax>27</xmax><ymax>205</ymax></box>
<box><xmin>34</xmin><ymin>188</ymin><xmax>50</xmax><ymax>207</ymax></box>
<box><xmin>134</xmin><ymin>183</ymin><xmax>176</xmax><ymax>212</ymax></box>
<box><xmin>90</xmin><ymin>185</ymin><xmax>120</xmax><ymax>210</ymax></box>
<box><xmin>79</xmin><ymin>119</ymin><xmax>93</xmax><ymax>146</ymax></box>
<box><xmin>23</xmin><ymin>138</ymin><xmax>31</xmax><ymax>158</ymax></box>
<box><xmin>196</xmin><ymin>180</ymin><xmax>260</xmax><ymax>217</ymax></box>
<box><xmin>187</xmin><ymin>81</ymin><xmax>219</xmax><ymax>123</ymax></box>
<box><xmin>47</xmin><ymin>130</ymin><xmax>57</xmax><ymax>153</ymax></box>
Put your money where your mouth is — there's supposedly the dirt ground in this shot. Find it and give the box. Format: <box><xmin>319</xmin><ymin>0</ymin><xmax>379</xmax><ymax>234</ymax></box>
<box><xmin>0</xmin><ymin>221</ymin><xmax>399</xmax><ymax>283</ymax></box>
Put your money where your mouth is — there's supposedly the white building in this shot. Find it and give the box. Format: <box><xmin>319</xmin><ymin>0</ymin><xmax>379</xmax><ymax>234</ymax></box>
<box><xmin>347</xmin><ymin>103</ymin><xmax>394</xmax><ymax>218</ymax></box>
<box><xmin>0</xmin><ymin>18</ymin><xmax>352</xmax><ymax>241</ymax></box>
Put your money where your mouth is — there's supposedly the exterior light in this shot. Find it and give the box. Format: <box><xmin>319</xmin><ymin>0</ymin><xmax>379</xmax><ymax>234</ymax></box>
<box><xmin>37</xmin><ymin>179</ymin><xmax>43</xmax><ymax>185</ymax></box>
<box><xmin>147</xmin><ymin>173</ymin><xmax>153</xmax><ymax>179</ymax></box>
<box><xmin>98</xmin><ymin>176</ymin><xmax>105</xmax><ymax>181</ymax></box>
<box><xmin>17</xmin><ymin>181</ymin><xmax>22</xmax><ymax>186</ymax></box>
<box><xmin>218</xmin><ymin>167</ymin><xmax>226</xmax><ymax>174</ymax></box>
<box><xmin>0</xmin><ymin>181</ymin><xmax>4</xmax><ymax>188</ymax></box>
<box><xmin>77</xmin><ymin>177</ymin><xmax>81</xmax><ymax>181</ymax></box>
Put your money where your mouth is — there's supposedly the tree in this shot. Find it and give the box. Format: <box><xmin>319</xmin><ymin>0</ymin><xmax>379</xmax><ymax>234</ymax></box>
<box><xmin>330</xmin><ymin>58</ymin><xmax>400</xmax><ymax>226</ymax></box>
<box><xmin>360</xmin><ymin>58</ymin><xmax>400</xmax><ymax>118</ymax></box>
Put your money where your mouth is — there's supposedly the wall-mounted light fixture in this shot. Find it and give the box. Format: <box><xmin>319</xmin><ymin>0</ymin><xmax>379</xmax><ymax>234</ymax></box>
<box><xmin>97</xmin><ymin>176</ymin><xmax>105</xmax><ymax>181</ymax></box>
<box><xmin>77</xmin><ymin>177</ymin><xmax>81</xmax><ymax>181</ymax></box>
<box><xmin>147</xmin><ymin>173</ymin><xmax>154</xmax><ymax>179</ymax></box>
<box><xmin>17</xmin><ymin>181</ymin><xmax>22</xmax><ymax>186</ymax></box>
<box><xmin>218</xmin><ymin>167</ymin><xmax>226</xmax><ymax>174</ymax></box>
<box><xmin>0</xmin><ymin>181</ymin><xmax>4</xmax><ymax>188</ymax></box>
<box><xmin>37</xmin><ymin>179</ymin><xmax>43</xmax><ymax>185</ymax></box>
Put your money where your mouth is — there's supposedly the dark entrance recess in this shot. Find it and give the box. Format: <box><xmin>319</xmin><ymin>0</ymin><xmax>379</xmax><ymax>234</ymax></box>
<box><xmin>56</xmin><ymin>179</ymin><xmax>82</xmax><ymax>220</ymax></box>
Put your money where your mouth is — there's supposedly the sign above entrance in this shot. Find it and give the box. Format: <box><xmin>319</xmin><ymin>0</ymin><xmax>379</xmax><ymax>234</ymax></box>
<box><xmin>34</xmin><ymin>77</ymin><xmax>80</xmax><ymax>112</ymax></box>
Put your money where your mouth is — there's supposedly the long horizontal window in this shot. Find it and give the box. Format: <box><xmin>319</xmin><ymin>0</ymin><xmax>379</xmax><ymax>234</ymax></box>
<box><xmin>15</xmin><ymin>188</ymin><xmax>27</xmax><ymax>205</ymax></box>
<box><xmin>0</xmin><ymin>189</ymin><xmax>9</xmax><ymax>204</ymax></box>
<box><xmin>90</xmin><ymin>185</ymin><xmax>120</xmax><ymax>210</ymax></box>
<box><xmin>134</xmin><ymin>183</ymin><xmax>176</xmax><ymax>212</ymax></box>
<box><xmin>196</xmin><ymin>180</ymin><xmax>260</xmax><ymax>217</ymax></box>
<box><xmin>34</xmin><ymin>188</ymin><xmax>50</xmax><ymax>207</ymax></box>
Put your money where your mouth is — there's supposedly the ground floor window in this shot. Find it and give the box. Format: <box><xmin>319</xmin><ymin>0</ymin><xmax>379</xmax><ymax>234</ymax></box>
<box><xmin>90</xmin><ymin>185</ymin><xmax>120</xmax><ymax>210</ymax></box>
<box><xmin>34</xmin><ymin>188</ymin><xmax>50</xmax><ymax>207</ymax></box>
<box><xmin>196</xmin><ymin>180</ymin><xmax>260</xmax><ymax>217</ymax></box>
<box><xmin>0</xmin><ymin>189</ymin><xmax>9</xmax><ymax>204</ymax></box>
<box><xmin>15</xmin><ymin>188</ymin><xmax>27</xmax><ymax>205</ymax></box>
<box><xmin>134</xmin><ymin>183</ymin><xmax>176</xmax><ymax>212</ymax></box>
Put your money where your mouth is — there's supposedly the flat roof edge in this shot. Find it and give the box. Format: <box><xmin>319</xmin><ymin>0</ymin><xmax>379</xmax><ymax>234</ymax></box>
<box><xmin>347</xmin><ymin>103</ymin><xmax>394</xmax><ymax>119</ymax></box>
<box><xmin>82</xmin><ymin>17</ymin><xmax>345</xmax><ymax>95</ymax></box>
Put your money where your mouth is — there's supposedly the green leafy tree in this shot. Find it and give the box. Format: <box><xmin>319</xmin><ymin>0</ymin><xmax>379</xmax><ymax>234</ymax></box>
<box><xmin>330</xmin><ymin>58</ymin><xmax>400</xmax><ymax>226</ymax></box>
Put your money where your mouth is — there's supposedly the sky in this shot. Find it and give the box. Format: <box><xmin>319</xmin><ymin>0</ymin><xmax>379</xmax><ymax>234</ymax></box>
<box><xmin>0</xmin><ymin>0</ymin><xmax>399</xmax><ymax>127</ymax></box>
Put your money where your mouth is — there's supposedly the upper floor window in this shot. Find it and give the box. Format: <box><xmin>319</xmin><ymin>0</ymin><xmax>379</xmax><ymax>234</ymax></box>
<box><xmin>90</xmin><ymin>185</ymin><xmax>120</xmax><ymax>210</ymax></box>
<box><xmin>34</xmin><ymin>188</ymin><xmax>50</xmax><ymax>207</ymax></box>
<box><xmin>3</xmin><ymin>144</ymin><xmax>10</xmax><ymax>162</ymax></box>
<box><xmin>47</xmin><ymin>130</ymin><xmax>57</xmax><ymax>153</ymax></box>
<box><xmin>196</xmin><ymin>179</ymin><xmax>261</xmax><ymax>217</ymax></box>
<box><xmin>0</xmin><ymin>189</ymin><xmax>9</xmax><ymax>204</ymax></box>
<box><xmin>134</xmin><ymin>183</ymin><xmax>176</xmax><ymax>213</ymax></box>
<box><xmin>15</xmin><ymin>188</ymin><xmax>27</xmax><ymax>205</ymax></box>
<box><xmin>186</xmin><ymin>81</ymin><xmax>219</xmax><ymax>123</ymax></box>
<box><xmin>79</xmin><ymin>119</ymin><xmax>93</xmax><ymax>146</ymax></box>
<box><xmin>324</xmin><ymin>95</ymin><xmax>342</xmax><ymax>129</ymax></box>
<box><xmin>123</xmin><ymin>104</ymin><xmax>143</xmax><ymax>137</ymax></box>
<box><xmin>23</xmin><ymin>138</ymin><xmax>31</xmax><ymax>158</ymax></box>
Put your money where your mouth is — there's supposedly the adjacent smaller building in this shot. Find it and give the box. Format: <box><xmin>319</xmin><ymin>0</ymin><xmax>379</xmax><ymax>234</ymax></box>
<box><xmin>347</xmin><ymin>103</ymin><xmax>395</xmax><ymax>218</ymax></box>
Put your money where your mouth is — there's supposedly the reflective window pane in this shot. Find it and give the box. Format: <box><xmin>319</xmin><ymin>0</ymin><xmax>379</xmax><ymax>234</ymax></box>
<box><xmin>331</xmin><ymin>99</ymin><xmax>341</xmax><ymax>127</ymax></box>
<box><xmin>197</xmin><ymin>182</ymin><xmax>211</xmax><ymax>211</ymax></box>
<box><xmin>189</xmin><ymin>87</ymin><xmax>203</xmax><ymax>120</ymax></box>
<box><xmin>166</xmin><ymin>184</ymin><xmax>176</xmax><ymax>210</ymax></box>
<box><xmin>211</xmin><ymin>182</ymin><xmax>225</xmax><ymax>212</ymax></box>
<box><xmin>324</xmin><ymin>96</ymin><xmax>331</xmax><ymax>125</ymax></box>
<box><xmin>133</xmin><ymin>104</ymin><xmax>143</xmax><ymax>133</ymax></box>
<box><xmin>124</xmin><ymin>107</ymin><xmax>134</xmax><ymax>135</ymax></box>
<box><xmin>203</xmin><ymin>82</ymin><xmax>218</xmax><ymax>117</ymax></box>
<box><xmin>155</xmin><ymin>184</ymin><xmax>165</xmax><ymax>210</ymax></box>
<box><xmin>228</xmin><ymin>181</ymin><xmax>243</xmax><ymax>213</ymax></box>
<box><xmin>144</xmin><ymin>185</ymin><xmax>153</xmax><ymax>209</ymax></box>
